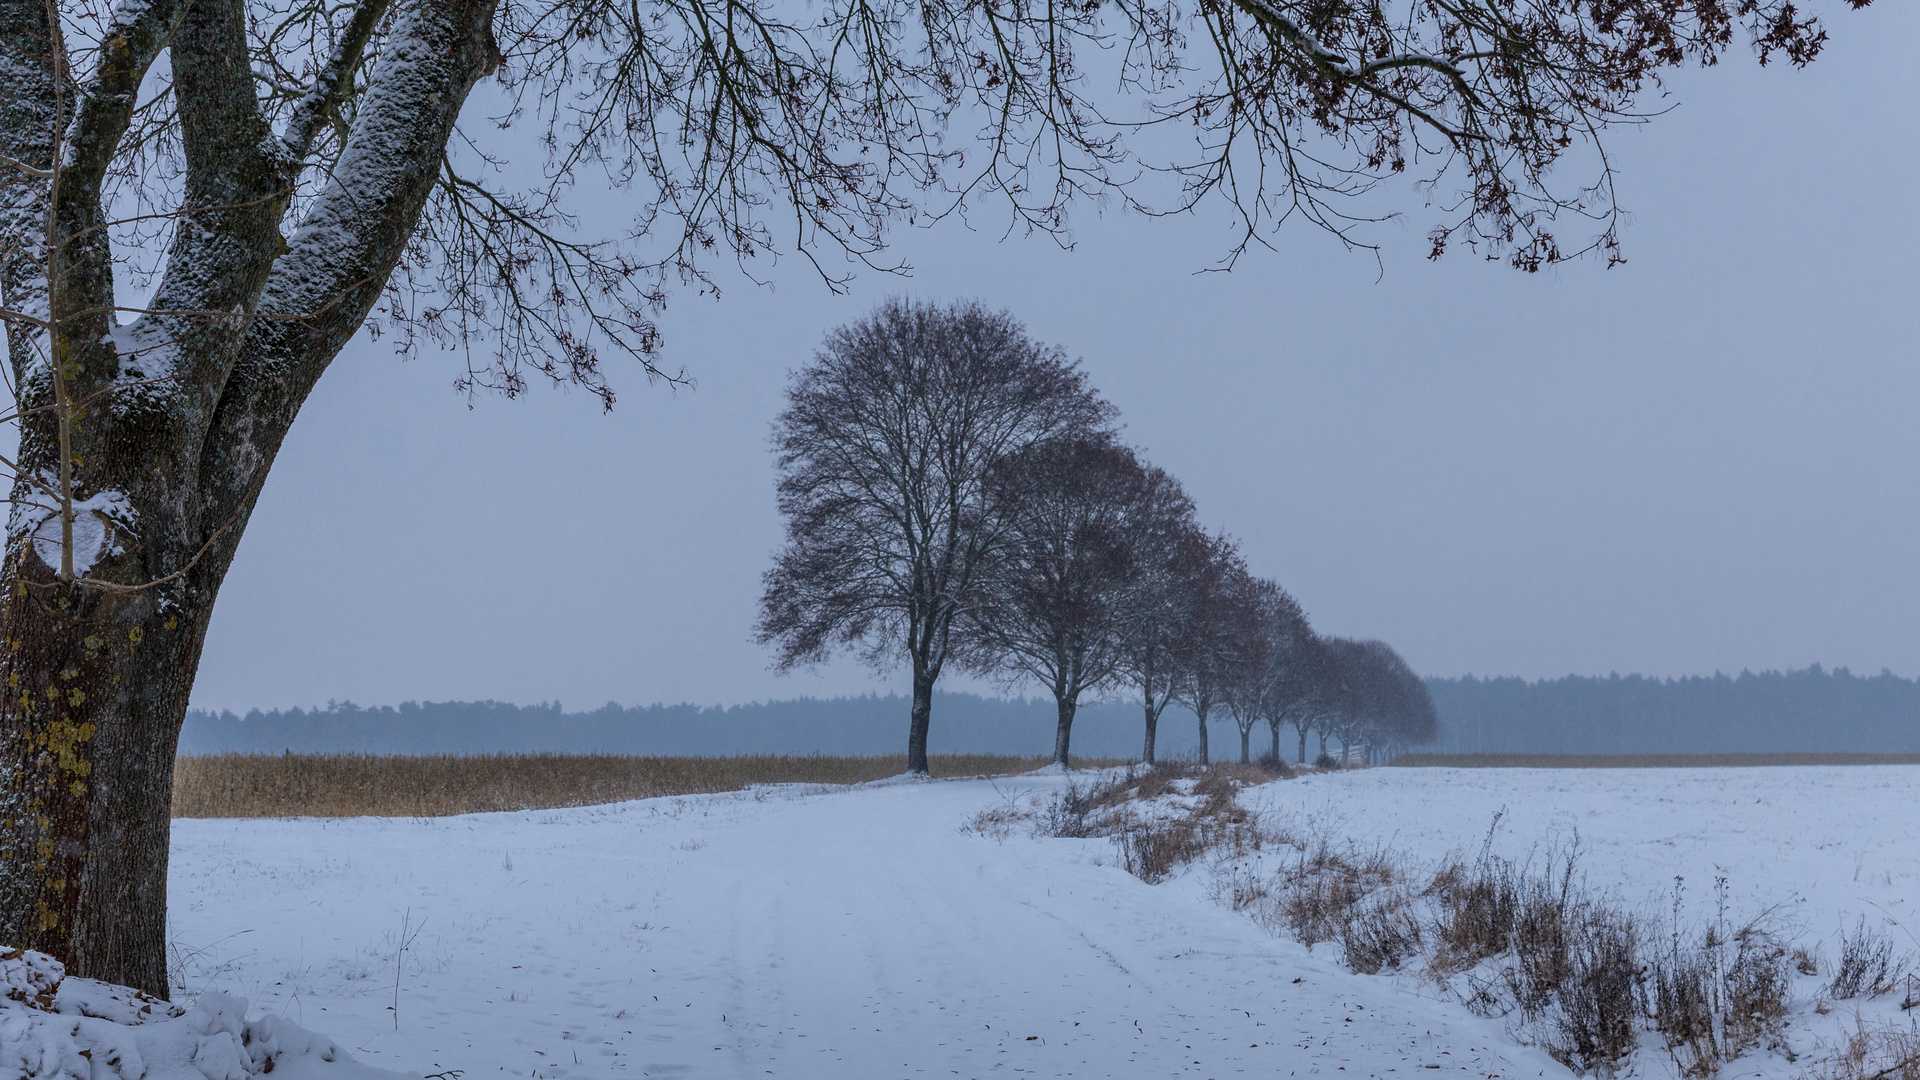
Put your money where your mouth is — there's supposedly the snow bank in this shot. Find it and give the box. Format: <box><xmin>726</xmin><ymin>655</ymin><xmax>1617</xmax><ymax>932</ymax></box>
<box><xmin>0</xmin><ymin>949</ymin><xmax>414</xmax><ymax>1080</ymax></box>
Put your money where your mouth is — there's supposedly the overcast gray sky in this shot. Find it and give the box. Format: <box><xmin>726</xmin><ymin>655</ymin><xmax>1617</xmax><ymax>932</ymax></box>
<box><xmin>188</xmin><ymin>1</ymin><xmax>1920</xmax><ymax>712</ymax></box>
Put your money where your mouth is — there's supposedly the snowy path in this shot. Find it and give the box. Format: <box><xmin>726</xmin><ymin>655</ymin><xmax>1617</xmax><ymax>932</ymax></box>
<box><xmin>168</xmin><ymin>774</ymin><xmax>1553</xmax><ymax>1080</ymax></box>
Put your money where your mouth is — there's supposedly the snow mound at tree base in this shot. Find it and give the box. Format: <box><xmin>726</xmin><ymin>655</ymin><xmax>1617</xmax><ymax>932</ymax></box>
<box><xmin>2</xmin><ymin>948</ymin><xmax>416</xmax><ymax>1080</ymax></box>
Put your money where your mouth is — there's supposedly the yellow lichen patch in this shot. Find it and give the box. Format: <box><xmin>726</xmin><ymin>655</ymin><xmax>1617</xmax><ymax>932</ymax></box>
<box><xmin>66</xmin><ymin>688</ymin><xmax>84</xmax><ymax>706</ymax></box>
<box><xmin>47</xmin><ymin>718</ymin><xmax>96</xmax><ymax>775</ymax></box>
<box><xmin>68</xmin><ymin>781</ymin><xmax>85</xmax><ymax>797</ymax></box>
<box><xmin>128</xmin><ymin>627</ymin><xmax>142</xmax><ymax>644</ymax></box>
<box><xmin>35</xmin><ymin>900</ymin><xmax>57</xmax><ymax>931</ymax></box>
<box><xmin>82</xmin><ymin>636</ymin><xmax>100</xmax><ymax>652</ymax></box>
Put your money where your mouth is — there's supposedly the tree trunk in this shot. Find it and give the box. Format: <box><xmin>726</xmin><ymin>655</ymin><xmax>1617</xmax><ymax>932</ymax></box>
<box><xmin>1141</xmin><ymin>696</ymin><xmax>1159</xmax><ymax>766</ymax></box>
<box><xmin>1195</xmin><ymin>702</ymin><xmax>1210</xmax><ymax>764</ymax></box>
<box><xmin>1053</xmin><ymin>693</ymin><xmax>1077</xmax><ymax>768</ymax></box>
<box><xmin>1269</xmin><ymin>720</ymin><xmax>1280</xmax><ymax>762</ymax></box>
<box><xmin>1238</xmin><ymin>725</ymin><xmax>1251</xmax><ymax>764</ymax></box>
<box><xmin>1298</xmin><ymin>725</ymin><xmax>1309</xmax><ymax>763</ymax></box>
<box><xmin>0</xmin><ymin>578</ymin><xmax>213</xmax><ymax>999</ymax></box>
<box><xmin>907</xmin><ymin>664</ymin><xmax>934</xmax><ymax>775</ymax></box>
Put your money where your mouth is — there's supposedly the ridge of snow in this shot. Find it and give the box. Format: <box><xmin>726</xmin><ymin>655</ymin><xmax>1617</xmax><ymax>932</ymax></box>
<box><xmin>1</xmin><ymin>949</ymin><xmax>415</xmax><ymax>1080</ymax></box>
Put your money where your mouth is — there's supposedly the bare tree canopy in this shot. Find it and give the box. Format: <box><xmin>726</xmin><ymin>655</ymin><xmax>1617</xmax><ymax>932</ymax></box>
<box><xmin>1113</xmin><ymin>478</ymin><xmax>1204</xmax><ymax>765</ymax></box>
<box><xmin>966</xmin><ymin>435</ymin><xmax>1178</xmax><ymax>766</ymax></box>
<box><xmin>1323</xmin><ymin>636</ymin><xmax>1438</xmax><ymax>762</ymax></box>
<box><xmin>1268</xmin><ymin>631</ymin><xmax>1347</xmax><ymax>763</ymax></box>
<box><xmin>1220</xmin><ymin>575</ymin><xmax>1309</xmax><ymax>764</ymax></box>
<box><xmin>757</xmin><ymin>298</ymin><xmax>1110</xmax><ymax>775</ymax></box>
<box><xmin>1169</xmin><ymin>532</ymin><xmax>1256</xmax><ymax>764</ymax></box>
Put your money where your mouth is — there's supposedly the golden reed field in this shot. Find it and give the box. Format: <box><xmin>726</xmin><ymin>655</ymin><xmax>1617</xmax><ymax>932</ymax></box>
<box><xmin>171</xmin><ymin>753</ymin><xmax>1129</xmax><ymax>818</ymax></box>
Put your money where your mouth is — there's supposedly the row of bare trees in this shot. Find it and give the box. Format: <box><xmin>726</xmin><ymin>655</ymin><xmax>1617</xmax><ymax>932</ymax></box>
<box><xmin>0</xmin><ymin>0</ymin><xmax>1846</xmax><ymax>991</ymax></box>
<box><xmin>757</xmin><ymin>298</ymin><xmax>1436</xmax><ymax>771</ymax></box>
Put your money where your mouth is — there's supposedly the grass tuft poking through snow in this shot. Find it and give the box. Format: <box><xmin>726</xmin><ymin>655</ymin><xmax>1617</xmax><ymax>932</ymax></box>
<box><xmin>972</xmin><ymin>761</ymin><xmax>1288</xmax><ymax>882</ymax></box>
<box><xmin>1829</xmin><ymin>919</ymin><xmax>1913</xmax><ymax>1002</ymax></box>
<box><xmin>1808</xmin><ymin>1023</ymin><xmax>1920</xmax><ymax>1080</ymax></box>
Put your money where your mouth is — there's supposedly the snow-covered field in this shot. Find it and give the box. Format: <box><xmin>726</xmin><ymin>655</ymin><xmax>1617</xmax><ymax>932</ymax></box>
<box><xmin>65</xmin><ymin>766</ymin><xmax>1920</xmax><ymax>1079</ymax></box>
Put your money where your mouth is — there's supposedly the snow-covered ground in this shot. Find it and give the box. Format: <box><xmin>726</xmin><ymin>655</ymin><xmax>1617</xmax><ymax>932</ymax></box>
<box><xmin>138</xmin><ymin>766</ymin><xmax>1920</xmax><ymax>1080</ymax></box>
<box><xmin>1248</xmin><ymin>765</ymin><xmax>1920</xmax><ymax>940</ymax></box>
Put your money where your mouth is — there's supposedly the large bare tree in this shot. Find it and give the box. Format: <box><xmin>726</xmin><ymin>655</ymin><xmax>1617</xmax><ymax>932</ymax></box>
<box><xmin>0</xmin><ymin>0</ymin><xmax>1850</xmax><ymax>993</ymax></box>
<box><xmin>757</xmin><ymin>299</ymin><xmax>1108</xmax><ymax>775</ymax></box>
<box><xmin>1113</xmin><ymin>482</ymin><xmax>1204</xmax><ymax>765</ymax></box>
<box><xmin>1170</xmin><ymin>533</ymin><xmax>1255</xmax><ymax>764</ymax></box>
<box><xmin>1338</xmin><ymin>638</ymin><xmax>1437</xmax><ymax>762</ymax></box>
<box><xmin>966</xmin><ymin>435</ymin><xmax>1174</xmax><ymax>767</ymax></box>
<box><xmin>1268</xmin><ymin>631</ymin><xmax>1344</xmax><ymax>763</ymax></box>
<box><xmin>1221</xmin><ymin>575</ymin><xmax>1309</xmax><ymax>764</ymax></box>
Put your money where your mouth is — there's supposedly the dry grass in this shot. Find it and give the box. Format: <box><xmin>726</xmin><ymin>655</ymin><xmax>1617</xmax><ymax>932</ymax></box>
<box><xmin>1829</xmin><ymin>920</ymin><xmax>1911</xmax><ymax>1001</ymax></box>
<box><xmin>1390</xmin><ymin>753</ymin><xmax>1920</xmax><ymax>769</ymax></box>
<box><xmin>171</xmin><ymin>753</ymin><xmax>1127</xmax><ymax>819</ymax></box>
<box><xmin>1004</xmin><ymin>761</ymin><xmax>1288</xmax><ymax>883</ymax></box>
<box><xmin>1222</xmin><ymin>835</ymin><xmax>1800</xmax><ymax>1077</ymax></box>
<box><xmin>1810</xmin><ymin>1025</ymin><xmax>1920</xmax><ymax>1080</ymax></box>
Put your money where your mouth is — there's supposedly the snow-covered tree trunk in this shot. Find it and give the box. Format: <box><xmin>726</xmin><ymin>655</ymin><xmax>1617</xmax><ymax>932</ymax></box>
<box><xmin>0</xmin><ymin>0</ymin><xmax>500</xmax><ymax>996</ymax></box>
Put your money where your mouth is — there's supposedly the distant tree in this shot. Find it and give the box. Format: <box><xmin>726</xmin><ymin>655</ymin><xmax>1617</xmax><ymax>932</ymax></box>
<box><xmin>1266</xmin><ymin>631</ymin><xmax>1345</xmax><ymax>764</ymax></box>
<box><xmin>1223</xmin><ymin>578</ymin><xmax>1310</xmax><ymax>764</ymax></box>
<box><xmin>757</xmin><ymin>299</ymin><xmax>1110</xmax><ymax>774</ymax></box>
<box><xmin>966</xmin><ymin>436</ymin><xmax>1163</xmax><ymax>767</ymax></box>
<box><xmin>1328</xmin><ymin>639</ymin><xmax>1437</xmax><ymax>762</ymax></box>
<box><xmin>1365</xmin><ymin>642</ymin><xmax>1439</xmax><ymax>761</ymax></box>
<box><xmin>1172</xmin><ymin>536</ymin><xmax>1257</xmax><ymax>765</ymax></box>
<box><xmin>1112</xmin><ymin>482</ymin><xmax>1206</xmax><ymax>765</ymax></box>
<box><xmin>1317</xmin><ymin>637</ymin><xmax>1368</xmax><ymax>761</ymax></box>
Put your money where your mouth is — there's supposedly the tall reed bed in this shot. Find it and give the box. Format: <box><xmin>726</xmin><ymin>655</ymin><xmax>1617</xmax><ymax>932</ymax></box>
<box><xmin>173</xmin><ymin>753</ymin><xmax>1123</xmax><ymax>818</ymax></box>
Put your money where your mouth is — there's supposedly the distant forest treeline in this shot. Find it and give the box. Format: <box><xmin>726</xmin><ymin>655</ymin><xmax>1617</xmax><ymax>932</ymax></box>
<box><xmin>178</xmin><ymin>693</ymin><xmax>1218</xmax><ymax>759</ymax></box>
<box><xmin>1428</xmin><ymin>665</ymin><xmax>1920</xmax><ymax>754</ymax></box>
<box><xmin>182</xmin><ymin>665</ymin><xmax>1920</xmax><ymax>757</ymax></box>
